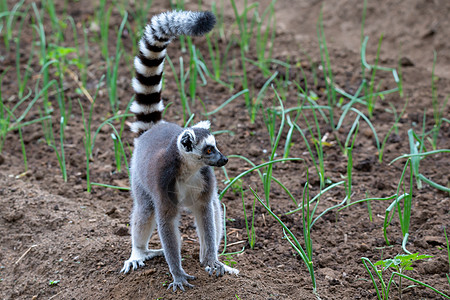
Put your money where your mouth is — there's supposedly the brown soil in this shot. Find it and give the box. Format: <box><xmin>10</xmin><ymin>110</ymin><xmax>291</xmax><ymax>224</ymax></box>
<box><xmin>1</xmin><ymin>1</ymin><xmax>449</xmax><ymax>299</ymax></box>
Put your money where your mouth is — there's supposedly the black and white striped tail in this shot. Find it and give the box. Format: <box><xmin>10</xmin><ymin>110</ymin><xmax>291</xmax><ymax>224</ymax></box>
<box><xmin>130</xmin><ymin>10</ymin><xmax>216</xmax><ymax>135</ymax></box>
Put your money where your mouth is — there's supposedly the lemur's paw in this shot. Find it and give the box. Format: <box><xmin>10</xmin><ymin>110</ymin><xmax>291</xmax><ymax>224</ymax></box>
<box><xmin>168</xmin><ymin>274</ymin><xmax>196</xmax><ymax>292</ymax></box>
<box><xmin>203</xmin><ymin>260</ymin><xmax>240</xmax><ymax>277</ymax></box>
<box><xmin>204</xmin><ymin>261</ymin><xmax>226</xmax><ymax>277</ymax></box>
<box><xmin>120</xmin><ymin>249</ymin><xmax>164</xmax><ymax>273</ymax></box>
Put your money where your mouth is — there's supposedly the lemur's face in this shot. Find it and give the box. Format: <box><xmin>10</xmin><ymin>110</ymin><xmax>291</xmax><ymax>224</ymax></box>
<box><xmin>178</xmin><ymin>124</ymin><xmax>228</xmax><ymax>167</ymax></box>
<box><xmin>200</xmin><ymin>136</ymin><xmax>228</xmax><ymax>167</ymax></box>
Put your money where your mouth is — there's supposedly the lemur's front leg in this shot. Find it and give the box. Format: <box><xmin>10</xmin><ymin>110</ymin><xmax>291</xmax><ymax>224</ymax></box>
<box><xmin>156</xmin><ymin>199</ymin><xmax>195</xmax><ymax>292</ymax></box>
<box><xmin>193</xmin><ymin>199</ymin><xmax>239</xmax><ymax>277</ymax></box>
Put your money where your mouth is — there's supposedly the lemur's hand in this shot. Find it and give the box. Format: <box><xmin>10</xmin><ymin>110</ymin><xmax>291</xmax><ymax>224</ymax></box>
<box><xmin>203</xmin><ymin>260</ymin><xmax>225</xmax><ymax>277</ymax></box>
<box><xmin>202</xmin><ymin>260</ymin><xmax>239</xmax><ymax>277</ymax></box>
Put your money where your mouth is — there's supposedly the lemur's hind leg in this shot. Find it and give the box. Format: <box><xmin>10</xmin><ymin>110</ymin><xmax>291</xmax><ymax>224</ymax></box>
<box><xmin>121</xmin><ymin>185</ymin><xmax>163</xmax><ymax>273</ymax></box>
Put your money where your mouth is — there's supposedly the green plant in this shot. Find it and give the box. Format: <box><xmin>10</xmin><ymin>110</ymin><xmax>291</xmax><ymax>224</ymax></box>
<box><xmin>14</xmin><ymin>3</ymin><xmax>34</xmax><ymax>99</ymax></box>
<box><xmin>378</xmin><ymin>99</ymin><xmax>409</xmax><ymax>163</ymax></box>
<box><xmin>344</xmin><ymin>118</ymin><xmax>359</xmax><ymax>203</ymax></box>
<box><xmin>229</xmin><ymin>0</ymin><xmax>278</xmax><ymax>116</ymax></box>
<box><xmin>317</xmin><ymin>9</ymin><xmax>337</xmax><ymax>129</ymax></box>
<box><xmin>250</xmin><ymin>71</ymin><xmax>278</xmax><ymax>123</ymax></box>
<box><xmin>242</xmin><ymin>187</ymin><xmax>257</xmax><ymax>249</ymax></box>
<box><xmin>204</xmin><ymin>2</ymin><xmax>234</xmax><ymax>85</ymax></box>
<box><xmin>97</xmin><ymin>0</ymin><xmax>112</xmax><ymax>60</ymax></box>
<box><xmin>166</xmin><ymin>55</ymin><xmax>191</xmax><ymax>123</ymax></box>
<box><xmin>382</xmin><ymin>159</ymin><xmax>413</xmax><ymax>252</ymax></box>
<box><xmin>359</xmin><ymin>34</ymin><xmax>402</xmax><ymax>118</ymax></box>
<box><xmin>0</xmin><ymin>0</ymin><xmax>25</xmax><ymax>51</ymax></box>
<box><xmin>78</xmin><ymin>76</ymin><xmax>104</xmax><ymax>192</ymax></box>
<box><xmin>49</xmin><ymin>279</ymin><xmax>60</xmax><ymax>286</ymax></box>
<box><xmin>0</xmin><ymin>65</ymin><xmax>55</xmax><ymax>170</ymax></box>
<box><xmin>390</xmin><ymin>139</ymin><xmax>450</xmax><ymax>193</ymax></box>
<box><xmin>48</xmin><ymin>116</ymin><xmax>67</xmax><ymax>182</ymax></box>
<box><xmin>251</xmin><ymin>185</ymin><xmax>317</xmax><ymax>293</ymax></box>
<box><xmin>376</xmin><ymin>253</ymin><xmax>432</xmax><ymax>296</ymax></box>
<box><xmin>444</xmin><ymin>227</ymin><xmax>450</xmax><ymax>286</ymax></box>
<box><xmin>43</xmin><ymin>0</ymin><xmax>64</xmax><ymax>43</ymax></box>
<box><xmin>362</xmin><ymin>253</ymin><xmax>449</xmax><ymax>300</ymax></box>
<box><xmin>364</xmin><ymin>34</ymin><xmax>384</xmax><ymax>118</ymax></box>
<box><xmin>300</xmin><ymin>100</ymin><xmax>326</xmax><ymax>189</ymax></box>
<box><xmin>106</xmin><ymin>11</ymin><xmax>127</xmax><ymax>115</ymax></box>
<box><xmin>219</xmin><ymin>155</ymin><xmax>301</xmax><ymax>250</ymax></box>
<box><xmin>90</xmin><ymin>112</ymin><xmax>133</xmax><ymax>190</ymax></box>
<box><xmin>222</xmin><ymin>254</ymin><xmax>238</xmax><ymax>268</ymax></box>
<box><xmin>255</xmin><ymin>0</ymin><xmax>277</xmax><ymax>70</ymax></box>
<box><xmin>204</xmin><ymin>89</ymin><xmax>249</xmax><ymax>117</ymax></box>
<box><xmin>261</xmin><ymin>87</ymin><xmax>287</xmax><ymax>206</ymax></box>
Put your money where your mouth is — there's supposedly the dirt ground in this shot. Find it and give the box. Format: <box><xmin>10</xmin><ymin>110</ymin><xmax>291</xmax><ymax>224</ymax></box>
<box><xmin>1</xmin><ymin>0</ymin><xmax>449</xmax><ymax>299</ymax></box>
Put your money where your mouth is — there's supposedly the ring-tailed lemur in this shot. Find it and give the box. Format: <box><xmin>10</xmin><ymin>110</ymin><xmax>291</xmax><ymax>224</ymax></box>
<box><xmin>120</xmin><ymin>10</ymin><xmax>239</xmax><ymax>292</ymax></box>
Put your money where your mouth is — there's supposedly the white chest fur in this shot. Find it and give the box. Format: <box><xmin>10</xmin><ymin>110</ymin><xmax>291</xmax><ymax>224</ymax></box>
<box><xmin>175</xmin><ymin>171</ymin><xmax>204</xmax><ymax>207</ymax></box>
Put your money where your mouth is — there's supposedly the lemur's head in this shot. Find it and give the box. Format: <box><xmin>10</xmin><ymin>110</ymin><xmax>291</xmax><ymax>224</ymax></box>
<box><xmin>177</xmin><ymin>121</ymin><xmax>228</xmax><ymax>167</ymax></box>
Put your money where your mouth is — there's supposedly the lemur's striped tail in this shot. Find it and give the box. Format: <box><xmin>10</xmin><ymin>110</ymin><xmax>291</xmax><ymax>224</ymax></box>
<box><xmin>130</xmin><ymin>10</ymin><xmax>216</xmax><ymax>135</ymax></box>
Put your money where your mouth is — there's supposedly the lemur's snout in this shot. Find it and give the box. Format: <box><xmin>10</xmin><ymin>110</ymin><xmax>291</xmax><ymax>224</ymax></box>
<box><xmin>216</xmin><ymin>155</ymin><xmax>228</xmax><ymax>167</ymax></box>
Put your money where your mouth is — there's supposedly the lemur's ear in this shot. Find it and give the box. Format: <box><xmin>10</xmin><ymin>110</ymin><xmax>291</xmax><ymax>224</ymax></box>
<box><xmin>193</xmin><ymin>120</ymin><xmax>211</xmax><ymax>130</ymax></box>
<box><xmin>180</xmin><ymin>129</ymin><xmax>196</xmax><ymax>152</ymax></box>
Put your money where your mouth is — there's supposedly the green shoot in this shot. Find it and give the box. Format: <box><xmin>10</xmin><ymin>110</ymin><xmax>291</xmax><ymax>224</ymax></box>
<box><xmin>287</xmin><ymin>180</ymin><xmax>346</xmax><ymax>217</ymax></box>
<box><xmin>43</xmin><ymin>0</ymin><xmax>63</xmax><ymax>43</ymax></box>
<box><xmin>1</xmin><ymin>0</ymin><xmax>25</xmax><ymax>51</ymax></box>
<box><xmin>261</xmin><ymin>87</ymin><xmax>287</xmax><ymax>206</ymax></box>
<box><xmin>391</xmin><ymin>131</ymin><xmax>450</xmax><ymax>192</ymax></box>
<box><xmin>78</xmin><ymin>76</ymin><xmax>105</xmax><ymax>192</ymax></box>
<box><xmin>254</xmin><ymin>0</ymin><xmax>277</xmax><ymax>73</ymax></box>
<box><xmin>366</xmin><ymin>34</ymin><xmax>384</xmax><ymax>118</ymax></box>
<box><xmin>166</xmin><ymin>55</ymin><xmax>191</xmax><ymax>123</ymax></box>
<box><xmin>444</xmin><ymin>227</ymin><xmax>450</xmax><ymax>274</ymax></box>
<box><xmin>106</xmin><ymin>11</ymin><xmax>127</xmax><ymax>115</ymax></box>
<box><xmin>222</xmin><ymin>253</ymin><xmax>238</xmax><ymax>268</ymax></box>
<box><xmin>250</xmin><ymin>72</ymin><xmax>278</xmax><ymax>123</ymax></box>
<box><xmin>345</xmin><ymin>118</ymin><xmax>359</xmax><ymax>204</ymax></box>
<box><xmin>46</xmin><ymin>116</ymin><xmax>67</xmax><ymax>182</ymax></box>
<box><xmin>219</xmin><ymin>158</ymin><xmax>302</xmax><ymax>201</ymax></box>
<box><xmin>204</xmin><ymin>89</ymin><xmax>249</xmax><ymax>116</ymax></box>
<box><xmin>48</xmin><ymin>279</ymin><xmax>60</xmax><ymax>286</ymax></box>
<box><xmin>375</xmin><ymin>253</ymin><xmax>433</xmax><ymax>299</ymax></box>
<box><xmin>362</xmin><ymin>256</ymin><xmax>450</xmax><ymax>300</ymax></box>
<box><xmin>14</xmin><ymin>4</ymin><xmax>34</xmax><ymax>99</ymax></box>
<box><xmin>317</xmin><ymin>9</ymin><xmax>336</xmax><ymax>129</ymax></box>
<box><xmin>97</xmin><ymin>0</ymin><xmax>112</xmax><ymax>60</ymax></box>
<box><xmin>382</xmin><ymin>159</ymin><xmax>413</xmax><ymax>250</ymax></box>
<box><xmin>32</xmin><ymin>2</ymin><xmax>50</xmax><ymax>106</ymax></box>
<box><xmin>444</xmin><ymin>227</ymin><xmax>450</xmax><ymax>287</ymax></box>
<box><xmin>251</xmin><ymin>186</ymin><xmax>316</xmax><ymax>292</ymax></box>
<box><xmin>242</xmin><ymin>186</ymin><xmax>257</xmax><ymax>249</ymax></box>
<box><xmin>379</xmin><ymin>99</ymin><xmax>409</xmax><ymax>163</ymax></box>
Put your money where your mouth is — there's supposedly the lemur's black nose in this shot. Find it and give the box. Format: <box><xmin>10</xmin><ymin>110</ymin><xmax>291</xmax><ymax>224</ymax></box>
<box><xmin>216</xmin><ymin>156</ymin><xmax>228</xmax><ymax>167</ymax></box>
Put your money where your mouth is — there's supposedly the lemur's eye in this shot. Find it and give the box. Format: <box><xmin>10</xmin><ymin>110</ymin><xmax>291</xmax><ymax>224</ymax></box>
<box><xmin>206</xmin><ymin>148</ymin><xmax>212</xmax><ymax>154</ymax></box>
